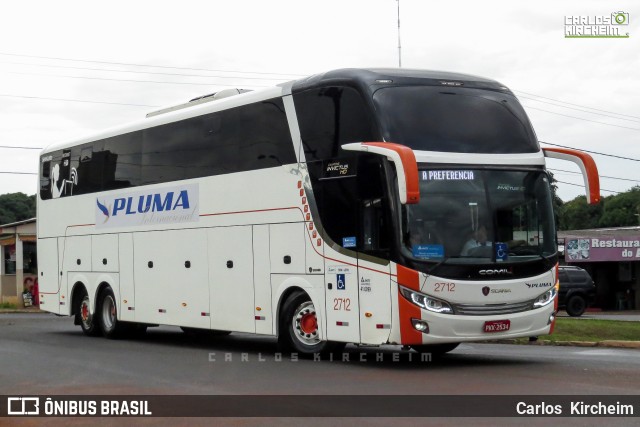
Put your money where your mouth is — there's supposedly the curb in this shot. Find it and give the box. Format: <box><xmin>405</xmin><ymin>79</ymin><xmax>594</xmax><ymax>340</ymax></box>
<box><xmin>0</xmin><ymin>309</ymin><xmax>46</xmax><ymax>314</ymax></box>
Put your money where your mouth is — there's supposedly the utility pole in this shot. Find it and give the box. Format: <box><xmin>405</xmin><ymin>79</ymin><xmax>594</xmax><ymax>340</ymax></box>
<box><xmin>396</xmin><ymin>0</ymin><xmax>402</xmax><ymax>67</ymax></box>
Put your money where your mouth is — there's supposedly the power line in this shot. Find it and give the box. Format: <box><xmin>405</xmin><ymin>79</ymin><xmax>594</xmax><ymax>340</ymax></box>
<box><xmin>0</xmin><ymin>70</ymin><xmax>272</xmax><ymax>88</ymax></box>
<box><xmin>514</xmin><ymin>90</ymin><xmax>640</xmax><ymax>121</ymax></box>
<box><xmin>0</xmin><ymin>145</ymin><xmax>43</xmax><ymax>150</ymax></box>
<box><xmin>525</xmin><ymin>105</ymin><xmax>640</xmax><ymax>131</ymax></box>
<box><xmin>0</xmin><ymin>94</ymin><xmax>158</xmax><ymax>107</ymax></box>
<box><xmin>518</xmin><ymin>95</ymin><xmax>640</xmax><ymax>124</ymax></box>
<box><xmin>0</xmin><ymin>52</ymin><xmax>305</xmax><ymax>77</ymax></box>
<box><xmin>555</xmin><ymin>179</ymin><xmax>620</xmax><ymax>194</ymax></box>
<box><xmin>549</xmin><ymin>168</ymin><xmax>640</xmax><ymax>183</ymax></box>
<box><xmin>2</xmin><ymin>52</ymin><xmax>637</xmax><ymax>124</ymax></box>
<box><xmin>540</xmin><ymin>141</ymin><xmax>640</xmax><ymax>162</ymax></box>
<box><xmin>0</xmin><ymin>171</ymin><xmax>37</xmax><ymax>175</ymax></box>
<box><xmin>0</xmin><ymin>61</ymin><xmax>291</xmax><ymax>81</ymax></box>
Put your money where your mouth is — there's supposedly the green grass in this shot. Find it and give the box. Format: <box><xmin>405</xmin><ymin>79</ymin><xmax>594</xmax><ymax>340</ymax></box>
<box><xmin>0</xmin><ymin>302</ymin><xmax>17</xmax><ymax>309</ymax></box>
<box><xmin>517</xmin><ymin>318</ymin><xmax>640</xmax><ymax>343</ymax></box>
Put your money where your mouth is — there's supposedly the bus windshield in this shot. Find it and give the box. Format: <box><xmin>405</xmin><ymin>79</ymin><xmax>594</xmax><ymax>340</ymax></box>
<box><xmin>402</xmin><ymin>168</ymin><xmax>556</xmax><ymax>266</ymax></box>
<box><xmin>373</xmin><ymin>86</ymin><xmax>539</xmax><ymax>154</ymax></box>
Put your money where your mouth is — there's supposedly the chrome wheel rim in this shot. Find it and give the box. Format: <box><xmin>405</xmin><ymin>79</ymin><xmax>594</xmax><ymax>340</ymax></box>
<box><xmin>292</xmin><ymin>301</ymin><xmax>319</xmax><ymax>346</ymax></box>
<box><xmin>102</xmin><ymin>294</ymin><xmax>116</xmax><ymax>331</ymax></box>
<box><xmin>80</xmin><ymin>296</ymin><xmax>92</xmax><ymax>330</ymax></box>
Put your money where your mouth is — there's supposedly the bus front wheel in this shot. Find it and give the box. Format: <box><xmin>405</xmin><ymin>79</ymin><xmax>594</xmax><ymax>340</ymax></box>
<box><xmin>278</xmin><ymin>290</ymin><xmax>343</xmax><ymax>356</ymax></box>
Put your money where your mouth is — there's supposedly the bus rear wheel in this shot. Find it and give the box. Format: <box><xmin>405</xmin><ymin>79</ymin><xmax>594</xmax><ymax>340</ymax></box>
<box><xmin>75</xmin><ymin>289</ymin><xmax>100</xmax><ymax>337</ymax></box>
<box><xmin>278</xmin><ymin>290</ymin><xmax>343</xmax><ymax>356</ymax></box>
<box><xmin>98</xmin><ymin>286</ymin><xmax>126</xmax><ymax>339</ymax></box>
<box><xmin>411</xmin><ymin>343</ymin><xmax>460</xmax><ymax>356</ymax></box>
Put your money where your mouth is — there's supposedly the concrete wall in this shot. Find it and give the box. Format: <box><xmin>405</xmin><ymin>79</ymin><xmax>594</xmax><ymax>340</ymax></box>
<box><xmin>1</xmin><ymin>274</ymin><xmax>18</xmax><ymax>305</ymax></box>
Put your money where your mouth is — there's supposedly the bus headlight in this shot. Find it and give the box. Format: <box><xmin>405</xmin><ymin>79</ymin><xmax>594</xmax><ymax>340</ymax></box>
<box><xmin>399</xmin><ymin>286</ymin><xmax>453</xmax><ymax>314</ymax></box>
<box><xmin>533</xmin><ymin>287</ymin><xmax>557</xmax><ymax>309</ymax></box>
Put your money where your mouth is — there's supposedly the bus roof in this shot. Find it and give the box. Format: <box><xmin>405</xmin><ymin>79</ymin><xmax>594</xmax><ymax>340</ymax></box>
<box><xmin>40</xmin><ymin>68</ymin><xmax>511</xmax><ymax>156</ymax></box>
<box><xmin>291</xmin><ymin>68</ymin><xmax>512</xmax><ymax>94</ymax></box>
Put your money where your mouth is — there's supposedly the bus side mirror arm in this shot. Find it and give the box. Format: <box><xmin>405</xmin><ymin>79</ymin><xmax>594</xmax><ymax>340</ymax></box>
<box><xmin>342</xmin><ymin>142</ymin><xmax>420</xmax><ymax>205</ymax></box>
<box><xmin>543</xmin><ymin>147</ymin><xmax>601</xmax><ymax>204</ymax></box>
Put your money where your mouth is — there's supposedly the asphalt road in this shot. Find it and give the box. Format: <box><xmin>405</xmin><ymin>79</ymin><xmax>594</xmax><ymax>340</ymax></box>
<box><xmin>1</xmin><ymin>313</ymin><xmax>639</xmax><ymax>426</ymax></box>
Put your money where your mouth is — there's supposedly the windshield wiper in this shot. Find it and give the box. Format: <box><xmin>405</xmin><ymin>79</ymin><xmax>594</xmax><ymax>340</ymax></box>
<box><xmin>427</xmin><ymin>255</ymin><xmax>463</xmax><ymax>275</ymax></box>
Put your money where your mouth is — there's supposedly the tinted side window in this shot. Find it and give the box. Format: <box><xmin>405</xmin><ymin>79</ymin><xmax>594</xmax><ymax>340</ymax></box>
<box><xmin>309</xmin><ymin>159</ymin><xmax>359</xmax><ymax>250</ymax></box>
<box><xmin>310</xmin><ymin>154</ymin><xmax>391</xmax><ymax>258</ymax></box>
<box><xmin>40</xmin><ymin>97</ymin><xmax>295</xmax><ymax>198</ymax></box>
<box><xmin>141</xmin><ymin>98</ymin><xmax>294</xmax><ymax>185</ymax></box>
<box><xmin>142</xmin><ymin>115</ymin><xmax>206</xmax><ymax>185</ymax></box>
<box><xmin>236</xmin><ymin>99</ymin><xmax>295</xmax><ymax>170</ymax></box>
<box><xmin>568</xmin><ymin>270</ymin><xmax>589</xmax><ymax>285</ymax></box>
<box><xmin>40</xmin><ymin>152</ymin><xmax>61</xmax><ymax>200</ymax></box>
<box><xmin>73</xmin><ymin>141</ymin><xmax>105</xmax><ymax>195</ymax></box>
<box><xmin>558</xmin><ymin>271</ymin><xmax>569</xmax><ymax>284</ymax></box>
<box><xmin>293</xmin><ymin>86</ymin><xmax>379</xmax><ymax>161</ymax></box>
<box><xmin>70</xmin><ymin>131</ymin><xmax>143</xmax><ymax>195</ymax></box>
<box><xmin>39</xmin><ymin>155</ymin><xmax>54</xmax><ymax>200</ymax></box>
<box><xmin>103</xmin><ymin>132</ymin><xmax>142</xmax><ymax>190</ymax></box>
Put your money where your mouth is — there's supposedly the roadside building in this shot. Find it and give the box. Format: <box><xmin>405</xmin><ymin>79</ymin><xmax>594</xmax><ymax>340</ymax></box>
<box><xmin>559</xmin><ymin>226</ymin><xmax>640</xmax><ymax>311</ymax></box>
<box><xmin>0</xmin><ymin>218</ymin><xmax>38</xmax><ymax>308</ymax></box>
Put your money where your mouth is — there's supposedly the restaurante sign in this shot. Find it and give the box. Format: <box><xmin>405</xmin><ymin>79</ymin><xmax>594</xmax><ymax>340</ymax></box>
<box><xmin>565</xmin><ymin>236</ymin><xmax>640</xmax><ymax>262</ymax></box>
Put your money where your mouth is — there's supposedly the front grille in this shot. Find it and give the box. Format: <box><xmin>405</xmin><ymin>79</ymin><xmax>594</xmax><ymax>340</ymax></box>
<box><xmin>452</xmin><ymin>299</ymin><xmax>535</xmax><ymax>316</ymax></box>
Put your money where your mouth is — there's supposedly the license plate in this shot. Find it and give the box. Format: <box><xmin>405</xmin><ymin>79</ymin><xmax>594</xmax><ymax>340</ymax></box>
<box><xmin>483</xmin><ymin>319</ymin><xmax>511</xmax><ymax>333</ymax></box>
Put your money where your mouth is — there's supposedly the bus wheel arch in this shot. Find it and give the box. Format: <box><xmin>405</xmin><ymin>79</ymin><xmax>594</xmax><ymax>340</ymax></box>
<box><xmin>71</xmin><ymin>282</ymin><xmax>100</xmax><ymax>336</ymax></box>
<box><xmin>277</xmin><ymin>287</ymin><xmax>343</xmax><ymax>356</ymax></box>
<box><xmin>275</xmin><ymin>286</ymin><xmax>307</xmax><ymax>338</ymax></box>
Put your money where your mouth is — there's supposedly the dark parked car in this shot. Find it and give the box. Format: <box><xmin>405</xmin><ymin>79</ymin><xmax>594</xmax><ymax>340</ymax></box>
<box><xmin>558</xmin><ymin>266</ymin><xmax>596</xmax><ymax>317</ymax></box>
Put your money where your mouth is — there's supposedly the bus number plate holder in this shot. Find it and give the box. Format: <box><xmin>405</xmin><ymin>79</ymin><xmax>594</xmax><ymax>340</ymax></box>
<box><xmin>483</xmin><ymin>320</ymin><xmax>510</xmax><ymax>333</ymax></box>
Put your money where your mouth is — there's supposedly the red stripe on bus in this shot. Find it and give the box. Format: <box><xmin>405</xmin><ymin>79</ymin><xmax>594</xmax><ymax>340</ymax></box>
<box><xmin>362</xmin><ymin>142</ymin><xmax>420</xmax><ymax>204</ymax></box>
<box><xmin>396</xmin><ymin>265</ymin><xmax>423</xmax><ymax>344</ymax></box>
<box><xmin>398</xmin><ymin>289</ymin><xmax>423</xmax><ymax>345</ymax></box>
<box><xmin>397</xmin><ymin>265</ymin><xmax>420</xmax><ymax>291</ymax></box>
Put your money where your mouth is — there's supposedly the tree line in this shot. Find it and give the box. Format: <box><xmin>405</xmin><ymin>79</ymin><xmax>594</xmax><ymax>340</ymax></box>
<box><xmin>0</xmin><ymin>193</ymin><xmax>36</xmax><ymax>225</ymax></box>
<box><xmin>557</xmin><ymin>187</ymin><xmax>640</xmax><ymax>230</ymax></box>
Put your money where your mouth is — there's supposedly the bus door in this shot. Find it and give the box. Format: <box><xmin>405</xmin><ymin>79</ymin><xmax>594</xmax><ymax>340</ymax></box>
<box><xmin>357</xmin><ymin>194</ymin><xmax>393</xmax><ymax>345</ymax></box>
<box><xmin>316</xmin><ymin>154</ymin><xmax>393</xmax><ymax>344</ymax></box>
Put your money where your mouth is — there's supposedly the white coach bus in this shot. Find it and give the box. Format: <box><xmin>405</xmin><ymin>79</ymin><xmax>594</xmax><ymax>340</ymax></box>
<box><xmin>37</xmin><ymin>69</ymin><xmax>600</xmax><ymax>355</ymax></box>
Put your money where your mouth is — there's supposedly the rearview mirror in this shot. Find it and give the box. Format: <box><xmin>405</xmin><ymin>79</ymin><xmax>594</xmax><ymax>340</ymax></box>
<box><xmin>342</xmin><ymin>142</ymin><xmax>419</xmax><ymax>205</ymax></box>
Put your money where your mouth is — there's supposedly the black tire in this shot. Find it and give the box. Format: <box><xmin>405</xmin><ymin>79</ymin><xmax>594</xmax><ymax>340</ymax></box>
<box><xmin>97</xmin><ymin>286</ymin><xmax>126</xmax><ymax>339</ymax></box>
<box><xmin>74</xmin><ymin>288</ymin><xmax>101</xmax><ymax>337</ymax></box>
<box><xmin>278</xmin><ymin>290</ymin><xmax>342</xmax><ymax>356</ymax></box>
<box><xmin>411</xmin><ymin>343</ymin><xmax>460</xmax><ymax>356</ymax></box>
<box><xmin>566</xmin><ymin>295</ymin><xmax>587</xmax><ymax>317</ymax></box>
